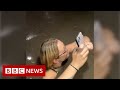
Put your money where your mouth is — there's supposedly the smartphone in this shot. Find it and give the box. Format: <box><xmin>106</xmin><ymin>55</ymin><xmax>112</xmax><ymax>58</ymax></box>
<box><xmin>75</xmin><ymin>32</ymin><xmax>84</xmax><ymax>47</ymax></box>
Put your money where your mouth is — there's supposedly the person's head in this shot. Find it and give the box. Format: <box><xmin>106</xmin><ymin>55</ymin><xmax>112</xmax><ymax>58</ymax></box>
<box><xmin>40</xmin><ymin>38</ymin><xmax>69</xmax><ymax>70</ymax></box>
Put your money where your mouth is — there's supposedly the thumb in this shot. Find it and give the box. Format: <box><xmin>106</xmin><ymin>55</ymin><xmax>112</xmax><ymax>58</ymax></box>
<box><xmin>73</xmin><ymin>48</ymin><xmax>77</xmax><ymax>53</ymax></box>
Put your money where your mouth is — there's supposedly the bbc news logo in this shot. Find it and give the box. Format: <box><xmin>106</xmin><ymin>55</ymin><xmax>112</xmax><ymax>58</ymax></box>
<box><xmin>2</xmin><ymin>65</ymin><xmax>46</xmax><ymax>76</ymax></box>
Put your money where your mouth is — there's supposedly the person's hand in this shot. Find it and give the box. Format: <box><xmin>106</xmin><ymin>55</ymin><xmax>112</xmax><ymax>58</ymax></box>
<box><xmin>85</xmin><ymin>42</ymin><xmax>93</xmax><ymax>50</ymax></box>
<box><xmin>71</xmin><ymin>45</ymin><xmax>89</xmax><ymax>70</ymax></box>
<box><xmin>103</xmin><ymin>29</ymin><xmax>120</xmax><ymax>54</ymax></box>
<box><xmin>94</xmin><ymin>50</ymin><xmax>113</xmax><ymax>79</ymax></box>
<box><xmin>94</xmin><ymin>28</ymin><xmax>119</xmax><ymax>79</ymax></box>
<box><xmin>83</xmin><ymin>36</ymin><xmax>93</xmax><ymax>50</ymax></box>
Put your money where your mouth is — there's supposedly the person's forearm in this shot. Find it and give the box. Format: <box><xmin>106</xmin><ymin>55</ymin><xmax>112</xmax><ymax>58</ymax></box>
<box><xmin>42</xmin><ymin>69</ymin><xmax>57</xmax><ymax>79</ymax></box>
<box><xmin>57</xmin><ymin>62</ymin><xmax>80</xmax><ymax>79</ymax></box>
<box><xmin>43</xmin><ymin>67</ymin><xmax>63</xmax><ymax>79</ymax></box>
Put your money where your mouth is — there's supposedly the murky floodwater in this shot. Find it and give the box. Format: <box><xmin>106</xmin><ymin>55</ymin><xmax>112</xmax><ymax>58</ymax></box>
<box><xmin>1</xmin><ymin>11</ymin><xmax>119</xmax><ymax>79</ymax></box>
<box><xmin>26</xmin><ymin>11</ymin><xmax>94</xmax><ymax>79</ymax></box>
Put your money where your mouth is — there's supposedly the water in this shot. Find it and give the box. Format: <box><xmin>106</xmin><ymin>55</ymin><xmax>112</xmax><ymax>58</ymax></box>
<box><xmin>26</xmin><ymin>11</ymin><xmax>94</xmax><ymax>79</ymax></box>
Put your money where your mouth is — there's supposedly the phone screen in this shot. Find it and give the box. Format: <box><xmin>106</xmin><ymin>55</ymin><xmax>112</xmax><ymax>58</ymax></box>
<box><xmin>75</xmin><ymin>32</ymin><xmax>84</xmax><ymax>47</ymax></box>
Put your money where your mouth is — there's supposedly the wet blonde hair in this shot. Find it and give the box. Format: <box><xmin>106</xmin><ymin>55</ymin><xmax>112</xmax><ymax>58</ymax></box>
<box><xmin>40</xmin><ymin>38</ymin><xmax>59</xmax><ymax>70</ymax></box>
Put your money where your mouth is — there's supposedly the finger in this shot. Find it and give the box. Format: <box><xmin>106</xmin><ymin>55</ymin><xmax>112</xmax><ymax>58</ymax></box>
<box><xmin>80</xmin><ymin>46</ymin><xmax>88</xmax><ymax>55</ymax></box>
<box><xmin>73</xmin><ymin>48</ymin><xmax>77</xmax><ymax>53</ymax></box>
<box><xmin>72</xmin><ymin>48</ymin><xmax>78</xmax><ymax>55</ymax></box>
<box><xmin>82</xmin><ymin>50</ymin><xmax>89</xmax><ymax>59</ymax></box>
<box><xmin>85</xmin><ymin>56</ymin><xmax>88</xmax><ymax>60</ymax></box>
<box><xmin>83</xmin><ymin>56</ymin><xmax>88</xmax><ymax>63</ymax></box>
<box><xmin>86</xmin><ymin>42</ymin><xmax>93</xmax><ymax>50</ymax></box>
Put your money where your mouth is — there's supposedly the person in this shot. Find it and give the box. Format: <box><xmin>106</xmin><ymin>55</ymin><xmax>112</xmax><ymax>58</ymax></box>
<box><xmin>39</xmin><ymin>35</ymin><xmax>93</xmax><ymax>79</ymax></box>
<box><xmin>94</xmin><ymin>21</ymin><xmax>120</xmax><ymax>79</ymax></box>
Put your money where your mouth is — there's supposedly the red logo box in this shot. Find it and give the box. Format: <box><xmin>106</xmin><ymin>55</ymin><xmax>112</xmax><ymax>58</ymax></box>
<box><xmin>2</xmin><ymin>65</ymin><xmax>46</xmax><ymax>77</ymax></box>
